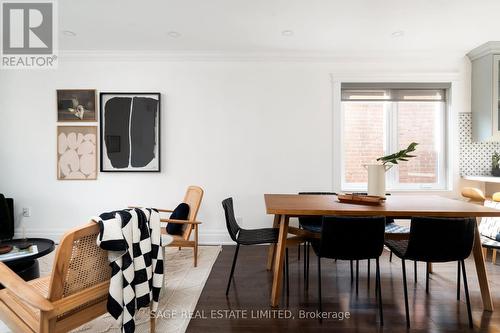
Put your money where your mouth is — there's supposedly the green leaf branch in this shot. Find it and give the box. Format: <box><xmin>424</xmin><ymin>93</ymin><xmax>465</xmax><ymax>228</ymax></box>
<box><xmin>376</xmin><ymin>142</ymin><xmax>419</xmax><ymax>165</ymax></box>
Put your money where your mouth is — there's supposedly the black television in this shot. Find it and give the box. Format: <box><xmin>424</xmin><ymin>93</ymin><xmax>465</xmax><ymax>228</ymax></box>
<box><xmin>0</xmin><ymin>195</ymin><xmax>14</xmax><ymax>240</ymax></box>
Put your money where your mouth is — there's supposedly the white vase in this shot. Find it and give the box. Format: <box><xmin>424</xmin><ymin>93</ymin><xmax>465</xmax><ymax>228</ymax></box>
<box><xmin>363</xmin><ymin>164</ymin><xmax>393</xmax><ymax>197</ymax></box>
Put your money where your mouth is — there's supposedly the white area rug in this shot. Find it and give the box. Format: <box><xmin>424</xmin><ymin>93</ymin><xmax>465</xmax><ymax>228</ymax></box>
<box><xmin>0</xmin><ymin>246</ymin><xmax>221</xmax><ymax>333</ymax></box>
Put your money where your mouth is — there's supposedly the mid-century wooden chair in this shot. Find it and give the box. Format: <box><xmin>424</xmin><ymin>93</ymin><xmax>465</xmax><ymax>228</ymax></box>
<box><xmin>157</xmin><ymin>186</ymin><xmax>204</xmax><ymax>267</ymax></box>
<box><xmin>461</xmin><ymin>187</ymin><xmax>500</xmax><ymax>264</ymax></box>
<box><xmin>0</xmin><ymin>222</ymin><xmax>157</xmax><ymax>333</ymax></box>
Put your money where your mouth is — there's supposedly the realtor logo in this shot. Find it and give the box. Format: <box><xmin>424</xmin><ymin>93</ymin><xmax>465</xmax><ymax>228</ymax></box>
<box><xmin>1</xmin><ymin>1</ymin><xmax>57</xmax><ymax>69</ymax></box>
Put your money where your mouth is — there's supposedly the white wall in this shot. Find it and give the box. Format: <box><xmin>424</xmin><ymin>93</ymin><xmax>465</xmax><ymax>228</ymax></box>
<box><xmin>0</xmin><ymin>52</ymin><xmax>469</xmax><ymax>243</ymax></box>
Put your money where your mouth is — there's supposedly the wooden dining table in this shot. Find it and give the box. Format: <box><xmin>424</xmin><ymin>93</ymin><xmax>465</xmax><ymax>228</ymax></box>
<box><xmin>265</xmin><ymin>194</ymin><xmax>500</xmax><ymax>310</ymax></box>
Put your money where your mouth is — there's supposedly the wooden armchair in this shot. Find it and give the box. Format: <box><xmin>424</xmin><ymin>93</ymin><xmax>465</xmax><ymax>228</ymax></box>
<box><xmin>130</xmin><ymin>186</ymin><xmax>204</xmax><ymax>267</ymax></box>
<box><xmin>0</xmin><ymin>222</ymin><xmax>156</xmax><ymax>333</ymax></box>
<box><xmin>158</xmin><ymin>186</ymin><xmax>204</xmax><ymax>267</ymax></box>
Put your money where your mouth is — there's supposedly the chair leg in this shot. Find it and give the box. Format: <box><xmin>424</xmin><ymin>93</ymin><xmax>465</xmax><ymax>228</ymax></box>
<box><xmin>414</xmin><ymin>261</ymin><xmax>417</xmax><ymax>284</ymax></box>
<box><xmin>389</xmin><ymin>250</ymin><xmax>393</xmax><ymax>262</ymax></box>
<box><xmin>286</xmin><ymin>248</ymin><xmax>290</xmax><ymax>296</ymax></box>
<box><xmin>457</xmin><ymin>261</ymin><xmax>461</xmax><ymax>301</ymax></box>
<box><xmin>298</xmin><ymin>243</ymin><xmax>301</xmax><ymax>261</ymax></box>
<box><xmin>356</xmin><ymin>260</ymin><xmax>359</xmax><ymax>295</ymax></box>
<box><xmin>150</xmin><ymin>315</ymin><xmax>155</xmax><ymax>333</ymax></box>
<box><xmin>303</xmin><ymin>242</ymin><xmax>307</xmax><ymax>281</ymax></box>
<box><xmin>225</xmin><ymin>244</ymin><xmax>240</xmax><ymax>295</ymax></box>
<box><xmin>376</xmin><ymin>258</ymin><xmax>383</xmax><ymax>326</ymax></box>
<box><xmin>150</xmin><ymin>304</ymin><xmax>156</xmax><ymax>333</ymax></box>
<box><xmin>367</xmin><ymin>259</ymin><xmax>371</xmax><ymax>289</ymax></box>
<box><xmin>318</xmin><ymin>255</ymin><xmax>322</xmax><ymax>323</ymax></box>
<box><xmin>194</xmin><ymin>224</ymin><xmax>199</xmax><ymax>267</ymax></box>
<box><xmin>350</xmin><ymin>260</ymin><xmax>354</xmax><ymax>284</ymax></box>
<box><xmin>402</xmin><ymin>259</ymin><xmax>410</xmax><ymax>328</ymax></box>
<box><xmin>493</xmin><ymin>250</ymin><xmax>497</xmax><ymax>265</ymax></box>
<box><xmin>425</xmin><ymin>262</ymin><xmax>429</xmax><ymax>294</ymax></box>
<box><xmin>461</xmin><ymin>260</ymin><xmax>473</xmax><ymax>328</ymax></box>
<box><xmin>306</xmin><ymin>243</ymin><xmax>311</xmax><ymax>290</ymax></box>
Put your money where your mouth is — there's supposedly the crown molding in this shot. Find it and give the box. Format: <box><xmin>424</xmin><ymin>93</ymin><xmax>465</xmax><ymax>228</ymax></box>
<box><xmin>466</xmin><ymin>41</ymin><xmax>500</xmax><ymax>61</ymax></box>
<box><xmin>58</xmin><ymin>49</ymin><xmax>466</xmax><ymax>63</ymax></box>
<box><xmin>329</xmin><ymin>72</ymin><xmax>461</xmax><ymax>82</ymax></box>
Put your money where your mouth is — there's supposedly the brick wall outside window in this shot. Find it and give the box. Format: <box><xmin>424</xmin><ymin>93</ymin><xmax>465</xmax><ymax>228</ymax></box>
<box><xmin>397</xmin><ymin>103</ymin><xmax>437</xmax><ymax>183</ymax></box>
<box><xmin>344</xmin><ymin>103</ymin><xmax>384</xmax><ymax>183</ymax></box>
<box><xmin>344</xmin><ymin>102</ymin><xmax>439</xmax><ymax>184</ymax></box>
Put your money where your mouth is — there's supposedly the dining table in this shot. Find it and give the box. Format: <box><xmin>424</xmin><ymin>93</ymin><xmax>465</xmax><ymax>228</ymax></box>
<box><xmin>264</xmin><ymin>194</ymin><xmax>500</xmax><ymax>310</ymax></box>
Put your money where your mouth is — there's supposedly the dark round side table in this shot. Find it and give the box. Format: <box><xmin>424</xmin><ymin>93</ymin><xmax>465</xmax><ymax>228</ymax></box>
<box><xmin>0</xmin><ymin>238</ymin><xmax>55</xmax><ymax>281</ymax></box>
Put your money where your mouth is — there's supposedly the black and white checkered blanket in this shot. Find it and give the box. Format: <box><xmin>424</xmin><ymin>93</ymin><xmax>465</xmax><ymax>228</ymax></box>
<box><xmin>95</xmin><ymin>208</ymin><xmax>163</xmax><ymax>333</ymax></box>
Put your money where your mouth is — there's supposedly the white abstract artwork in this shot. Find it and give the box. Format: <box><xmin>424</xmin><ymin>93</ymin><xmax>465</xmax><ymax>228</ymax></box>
<box><xmin>57</xmin><ymin>126</ymin><xmax>97</xmax><ymax>180</ymax></box>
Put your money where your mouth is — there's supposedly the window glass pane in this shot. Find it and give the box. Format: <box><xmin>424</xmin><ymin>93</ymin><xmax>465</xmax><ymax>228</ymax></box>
<box><xmin>343</xmin><ymin>102</ymin><xmax>385</xmax><ymax>183</ymax></box>
<box><xmin>396</xmin><ymin>102</ymin><xmax>442</xmax><ymax>184</ymax></box>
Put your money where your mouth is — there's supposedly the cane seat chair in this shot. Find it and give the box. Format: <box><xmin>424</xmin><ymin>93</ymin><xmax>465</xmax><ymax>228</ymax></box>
<box><xmin>0</xmin><ymin>222</ymin><xmax>157</xmax><ymax>333</ymax></box>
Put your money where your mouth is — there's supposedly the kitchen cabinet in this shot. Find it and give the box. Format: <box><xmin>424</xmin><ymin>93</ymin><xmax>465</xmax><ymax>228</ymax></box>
<box><xmin>467</xmin><ymin>42</ymin><xmax>500</xmax><ymax>141</ymax></box>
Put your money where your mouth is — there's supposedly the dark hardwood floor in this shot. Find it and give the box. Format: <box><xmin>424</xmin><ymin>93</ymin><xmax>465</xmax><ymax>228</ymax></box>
<box><xmin>187</xmin><ymin>245</ymin><xmax>500</xmax><ymax>332</ymax></box>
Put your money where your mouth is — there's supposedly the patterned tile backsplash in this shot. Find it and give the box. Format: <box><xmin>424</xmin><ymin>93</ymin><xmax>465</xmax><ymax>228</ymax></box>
<box><xmin>459</xmin><ymin>113</ymin><xmax>500</xmax><ymax>176</ymax></box>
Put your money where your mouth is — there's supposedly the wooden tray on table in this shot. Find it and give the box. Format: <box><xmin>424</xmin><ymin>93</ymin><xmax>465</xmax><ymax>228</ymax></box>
<box><xmin>337</xmin><ymin>193</ymin><xmax>386</xmax><ymax>206</ymax></box>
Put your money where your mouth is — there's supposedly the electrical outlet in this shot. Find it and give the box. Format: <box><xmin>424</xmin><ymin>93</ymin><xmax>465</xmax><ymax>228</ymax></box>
<box><xmin>22</xmin><ymin>207</ymin><xmax>31</xmax><ymax>217</ymax></box>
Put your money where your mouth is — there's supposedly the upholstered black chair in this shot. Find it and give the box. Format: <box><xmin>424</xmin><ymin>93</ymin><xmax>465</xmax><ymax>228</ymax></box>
<box><xmin>385</xmin><ymin>217</ymin><xmax>475</xmax><ymax>328</ymax></box>
<box><xmin>297</xmin><ymin>192</ymin><xmax>337</xmax><ymax>289</ymax></box>
<box><xmin>298</xmin><ymin>192</ymin><xmax>337</xmax><ymax>232</ymax></box>
<box><xmin>222</xmin><ymin>197</ymin><xmax>289</xmax><ymax>296</ymax></box>
<box><xmin>312</xmin><ymin>216</ymin><xmax>386</xmax><ymax>325</ymax></box>
<box><xmin>298</xmin><ymin>192</ymin><xmax>381</xmax><ymax>293</ymax></box>
<box><xmin>385</xmin><ymin>220</ymin><xmax>424</xmax><ymax>284</ymax></box>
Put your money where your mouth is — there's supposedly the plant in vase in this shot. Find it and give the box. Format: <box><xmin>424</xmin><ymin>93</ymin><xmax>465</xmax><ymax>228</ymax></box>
<box><xmin>492</xmin><ymin>151</ymin><xmax>500</xmax><ymax>177</ymax></box>
<box><xmin>377</xmin><ymin>142</ymin><xmax>419</xmax><ymax>165</ymax></box>
<box><xmin>364</xmin><ymin>142</ymin><xmax>419</xmax><ymax>197</ymax></box>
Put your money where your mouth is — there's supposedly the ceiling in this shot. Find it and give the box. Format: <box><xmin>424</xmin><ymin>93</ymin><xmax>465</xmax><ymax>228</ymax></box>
<box><xmin>59</xmin><ymin>0</ymin><xmax>500</xmax><ymax>55</ymax></box>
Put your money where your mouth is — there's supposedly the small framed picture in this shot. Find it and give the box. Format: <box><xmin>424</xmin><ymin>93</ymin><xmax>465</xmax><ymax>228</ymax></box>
<box><xmin>57</xmin><ymin>89</ymin><xmax>97</xmax><ymax>121</ymax></box>
<box><xmin>100</xmin><ymin>92</ymin><xmax>161</xmax><ymax>172</ymax></box>
<box><xmin>57</xmin><ymin>126</ymin><xmax>98</xmax><ymax>180</ymax></box>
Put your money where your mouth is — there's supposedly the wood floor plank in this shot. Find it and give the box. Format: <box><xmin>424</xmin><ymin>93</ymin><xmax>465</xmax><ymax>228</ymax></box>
<box><xmin>187</xmin><ymin>245</ymin><xmax>500</xmax><ymax>332</ymax></box>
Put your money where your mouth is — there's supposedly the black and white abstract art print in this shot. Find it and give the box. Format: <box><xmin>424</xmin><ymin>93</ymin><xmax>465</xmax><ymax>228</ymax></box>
<box><xmin>100</xmin><ymin>92</ymin><xmax>161</xmax><ymax>172</ymax></box>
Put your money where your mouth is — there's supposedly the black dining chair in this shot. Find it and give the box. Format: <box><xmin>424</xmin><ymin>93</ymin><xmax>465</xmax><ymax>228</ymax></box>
<box><xmin>385</xmin><ymin>217</ymin><xmax>475</xmax><ymax>328</ymax></box>
<box><xmin>311</xmin><ymin>216</ymin><xmax>386</xmax><ymax>325</ymax></box>
<box><xmin>299</xmin><ymin>192</ymin><xmax>381</xmax><ymax>293</ymax></box>
<box><xmin>222</xmin><ymin>197</ymin><xmax>289</xmax><ymax>296</ymax></box>
<box><xmin>385</xmin><ymin>220</ymin><xmax>422</xmax><ymax>283</ymax></box>
<box><xmin>297</xmin><ymin>192</ymin><xmax>337</xmax><ymax>289</ymax></box>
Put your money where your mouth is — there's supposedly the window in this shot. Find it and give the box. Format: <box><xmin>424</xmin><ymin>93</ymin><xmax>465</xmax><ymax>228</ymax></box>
<box><xmin>341</xmin><ymin>83</ymin><xmax>448</xmax><ymax>191</ymax></box>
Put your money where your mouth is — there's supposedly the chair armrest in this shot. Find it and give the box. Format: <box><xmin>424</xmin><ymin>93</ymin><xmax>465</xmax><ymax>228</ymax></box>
<box><xmin>160</xmin><ymin>218</ymin><xmax>202</xmax><ymax>225</ymax></box>
<box><xmin>128</xmin><ymin>206</ymin><xmax>174</xmax><ymax>213</ymax></box>
<box><xmin>156</xmin><ymin>208</ymin><xmax>174</xmax><ymax>213</ymax></box>
<box><xmin>0</xmin><ymin>262</ymin><xmax>54</xmax><ymax>311</ymax></box>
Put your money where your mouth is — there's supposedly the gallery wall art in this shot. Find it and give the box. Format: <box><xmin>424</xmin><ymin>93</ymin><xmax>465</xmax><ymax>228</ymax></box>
<box><xmin>57</xmin><ymin>126</ymin><xmax>97</xmax><ymax>180</ymax></box>
<box><xmin>100</xmin><ymin>92</ymin><xmax>161</xmax><ymax>172</ymax></box>
<box><xmin>57</xmin><ymin>89</ymin><xmax>97</xmax><ymax>121</ymax></box>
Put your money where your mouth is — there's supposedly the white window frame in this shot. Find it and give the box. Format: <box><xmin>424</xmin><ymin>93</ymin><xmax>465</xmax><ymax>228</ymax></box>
<box><xmin>331</xmin><ymin>76</ymin><xmax>454</xmax><ymax>193</ymax></box>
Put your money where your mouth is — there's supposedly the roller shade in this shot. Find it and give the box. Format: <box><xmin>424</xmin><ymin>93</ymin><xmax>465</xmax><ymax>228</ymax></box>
<box><xmin>341</xmin><ymin>83</ymin><xmax>449</xmax><ymax>102</ymax></box>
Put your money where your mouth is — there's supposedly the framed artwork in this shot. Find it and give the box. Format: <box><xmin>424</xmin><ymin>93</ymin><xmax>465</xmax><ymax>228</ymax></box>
<box><xmin>100</xmin><ymin>92</ymin><xmax>161</xmax><ymax>172</ymax></box>
<box><xmin>57</xmin><ymin>126</ymin><xmax>97</xmax><ymax>180</ymax></box>
<box><xmin>57</xmin><ymin>89</ymin><xmax>97</xmax><ymax>121</ymax></box>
